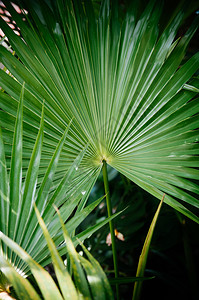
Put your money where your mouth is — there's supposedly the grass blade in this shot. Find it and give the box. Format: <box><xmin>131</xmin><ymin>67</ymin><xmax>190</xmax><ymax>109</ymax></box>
<box><xmin>132</xmin><ymin>194</ymin><xmax>165</xmax><ymax>300</ymax></box>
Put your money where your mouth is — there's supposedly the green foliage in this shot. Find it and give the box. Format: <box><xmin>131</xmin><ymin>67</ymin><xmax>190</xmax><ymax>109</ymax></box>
<box><xmin>0</xmin><ymin>0</ymin><xmax>199</xmax><ymax>299</ymax></box>
<box><xmin>0</xmin><ymin>0</ymin><xmax>199</xmax><ymax>223</ymax></box>
<box><xmin>0</xmin><ymin>86</ymin><xmax>120</xmax><ymax>276</ymax></box>
<box><xmin>81</xmin><ymin>174</ymin><xmax>199</xmax><ymax>299</ymax></box>
<box><xmin>0</xmin><ymin>207</ymin><xmax>114</xmax><ymax>300</ymax></box>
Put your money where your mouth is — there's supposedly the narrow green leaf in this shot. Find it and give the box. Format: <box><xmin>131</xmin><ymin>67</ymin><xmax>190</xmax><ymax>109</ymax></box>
<box><xmin>79</xmin><ymin>255</ymin><xmax>106</xmax><ymax>300</ymax></box>
<box><xmin>73</xmin><ymin>209</ymin><xmax>126</xmax><ymax>247</ymax></box>
<box><xmin>132</xmin><ymin>194</ymin><xmax>164</xmax><ymax>300</ymax></box>
<box><xmin>43</xmin><ymin>144</ymin><xmax>88</xmax><ymax>221</ymax></box>
<box><xmin>9</xmin><ymin>83</ymin><xmax>24</xmax><ymax>241</ymax></box>
<box><xmin>34</xmin><ymin>205</ymin><xmax>78</xmax><ymax>300</ymax></box>
<box><xmin>183</xmin><ymin>83</ymin><xmax>199</xmax><ymax>93</ymax></box>
<box><xmin>117</xmin><ymin>168</ymin><xmax>199</xmax><ymax>224</ymax></box>
<box><xmin>79</xmin><ymin>240</ymin><xmax>114</xmax><ymax>300</ymax></box>
<box><xmin>0</xmin><ymin>256</ymin><xmax>41</xmax><ymax>300</ymax></box>
<box><xmin>21</xmin><ymin>120</ymin><xmax>72</xmax><ymax>251</ymax></box>
<box><xmin>0</xmin><ymin>232</ymin><xmax>63</xmax><ymax>300</ymax></box>
<box><xmin>14</xmin><ymin>104</ymin><xmax>44</xmax><ymax>247</ymax></box>
<box><xmin>30</xmin><ymin>188</ymin><xmax>102</xmax><ymax>268</ymax></box>
<box><xmin>0</xmin><ymin>127</ymin><xmax>8</xmax><ymax>239</ymax></box>
<box><xmin>66</xmin><ymin>195</ymin><xmax>105</xmax><ymax>235</ymax></box>
<box><xmin>36</xmin><ymin>120</ymin><xmax>72</xmax><ymax>212</ymax></box>
<box><xmin>55</xmin><ymin>208</ymin><xmax>92</xmax><ymax>298</ymax></box>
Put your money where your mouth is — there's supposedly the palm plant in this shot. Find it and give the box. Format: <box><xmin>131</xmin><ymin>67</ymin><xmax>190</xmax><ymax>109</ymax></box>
<box><xmin>0</xmin><ymin>0</ymin><xmax>198</xmax><ymax>221</ymax></box>
<box><xmin>0</xmin><ymin>0</ymin><xmax>199</xmax><ymax>297</ymax></box>
<box><xmin>0</xmin><ymin>85</ymin><xmax>120</xmax><ymax>276</ymax></box>
<box><xmin>0</xmin><ymin>205</ymin><xmax>114</xmax><ymax>300</ymax></box>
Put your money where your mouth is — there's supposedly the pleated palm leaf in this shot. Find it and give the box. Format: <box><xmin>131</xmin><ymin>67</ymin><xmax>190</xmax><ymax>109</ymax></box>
<box><xmin>0</xmin><ymin>0</ymin><xmax>199</xmax><ymax>223</ymax></box>
<box><xmin>0</xmin><ymin>86</ymin><xmax>119</xmax><ymax>275</ymax></box>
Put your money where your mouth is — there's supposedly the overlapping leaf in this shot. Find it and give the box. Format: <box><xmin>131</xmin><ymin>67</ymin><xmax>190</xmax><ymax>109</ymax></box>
<box><xmin>0</xmin><ymin>0</ymin><xmax>199</xmax><ymax>222</ymax></box>
<box><xmin>0</xmin><ymin>207</ymin><xmax>114</xmax><ymax>300</ymax></box>
<box><xmin>0</xmin><ymin>86</ymin><xmax>119</xmax><ymax>275</ymax></box>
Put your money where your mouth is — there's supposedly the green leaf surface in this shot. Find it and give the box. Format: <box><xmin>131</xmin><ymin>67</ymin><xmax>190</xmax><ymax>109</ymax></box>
<box><xmin>1</xmin><ymin>0</ymin><xmax>198</xmax><ymax>222</ymax></box>
<box><xmin>132</xmin><ymin>194</ymin><xmax>164</xmax><ymax>300</ymax></box>
<box><xmin>56</xmin><ymin>208</ymin><xmax>92</xmax><ymax>298</ymax></box>
<box><xmin>34</xmin><ymin>205</ymin><xmax>78</xmax><ymax>300</ymax></box>
<box><xmin>14</xmin><ymin>104</ymin><xmax>44</xmax><ymax>249</ymax></box>
<box><xmin>0</xmin><ymin>256</ymin><xmax>41</xmax><ymax>300</ymax></box>
<box><xmin>8</xmin><ymin>83</ymin><xmax>24</xmax><ymax>241</ymax></box>
<box><xmin>0</xmin><ymin>232</ymin><xmax>63</xmax><ymax>300</ymax></box>
<box><xmin>0</xmin><ymin>85</ymin><xmax>103</xmax><ymax>277</ymax></box>
<box><xmin>0</xmin><ymin>127</ymin><xmax>8</xmax><ymax>241</ymax></box>
<box><xmin>0</xmin><ymin>0</ymin><xmax>199</xmax><ymax>277</ymax></box>
<box><xmin>80</xmin><ymin>240</ymin><xmax>114</xmax><ymax>300</ymax></box>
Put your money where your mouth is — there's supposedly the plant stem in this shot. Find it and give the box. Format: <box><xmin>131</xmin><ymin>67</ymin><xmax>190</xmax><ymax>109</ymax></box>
<box><xmin>102</xmin><ymin>159</ymin><xmax>119</xmax><ymax>300</ymax></box>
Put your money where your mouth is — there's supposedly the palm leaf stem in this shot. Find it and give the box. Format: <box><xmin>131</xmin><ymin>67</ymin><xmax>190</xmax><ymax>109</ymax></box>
<box><xmin>102</xmin><ymin>159</ymin><xmax>119</xmax><ymax>300</ymax></box>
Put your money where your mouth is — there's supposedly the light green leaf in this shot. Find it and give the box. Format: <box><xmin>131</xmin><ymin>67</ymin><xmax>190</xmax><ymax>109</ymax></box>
<box><xmin>56</xmin><ymin>208</ymin><xmax>92</xmax><ymax>298</ymax></box>
<box><xmin>8</xmin><ymin>83</ymin><xmax>24</xmax><ymax>241</ymax></box>
<box><xmin>0</xmin><ymin>231</ymin><xmax>63</xmax><ymax>300</ymax></box>
<box><xmin>1</xmin><ymin>0</ymin><xmax>198</xmax><ymax>222</ymax></box>
<box><xmin>79</xmin><ymin>255</ymin><xmax>106</xmax><ymax>300</ymax></box>
<box><xmin>79</xmin><ymin>240</ymin><xmax>114</xmax><ymax>300</ymax></box>
<box><xmin>183</xmin><ymin>83</ymin><xmax>199</xmax><ymax>93</ymax></box>
<box><xmin>0</xmin><ymin>256</ymin><xmax>41</xmax><ymax>300</ymax></box>
<box><xmin>132</xmin><ymin>194</ymin><xmax>164</xmax><ymax>300</ymax></box>
<box><xmin>34</xmin><ymin>205</ymin><xmax>78</xmax><ymax>300</ymax></box>
<box><xmin>14</xmin><ymin>104</ymin><xmax>44</xmax><ymax>248</ymax></box>
<box><xmin>0</xmin><ymin>127</ymin><xmax>8</xmax><ymax>241</ymax></box>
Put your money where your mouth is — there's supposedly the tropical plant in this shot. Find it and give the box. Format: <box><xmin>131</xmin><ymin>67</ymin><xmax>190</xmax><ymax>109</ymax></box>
<box><xmin>0</xmin><ymin>0</ymin><xmax>199</xmax><ymax>298</ymax></box>
<box><xmin>0</xmin><ymin>85</ymin><xmax>120</xmax><ymax>276</ymax></box>
<box><xmin>0</xmin><ymin>0</ymin><xmax>198</xmax><ymax>221</ymax></box>
<box><xmin>0</xmin><ymin>205</ymin><xmax>114</xmax><ymax>300</ymax></box>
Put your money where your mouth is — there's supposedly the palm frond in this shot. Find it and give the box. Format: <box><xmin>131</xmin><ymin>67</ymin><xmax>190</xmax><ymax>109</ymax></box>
<box><xmin>0</xmin><ymin>87</ymin><xmax>118</xmax><ymax>275</ymax></box>
<box><xmin>0</xmin><ymin>0</ymin><xmax>199</xmax><ymax>222</ymax></box>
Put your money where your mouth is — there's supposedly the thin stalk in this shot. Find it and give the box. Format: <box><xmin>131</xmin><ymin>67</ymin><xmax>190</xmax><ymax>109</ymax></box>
<box><xmin>132</xmin><ymin>194</ymin><xmax>165</xmax><ymax>300</ymax></box>
<box><xmin>102</xmin><ymin>160</ymin><xmax>119</xmax><ymax>300</ymax></box>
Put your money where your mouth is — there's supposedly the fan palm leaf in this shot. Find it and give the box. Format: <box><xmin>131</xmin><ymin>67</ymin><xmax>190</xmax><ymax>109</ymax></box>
<box><xmin>0</xmin><ymin>0</ymin><xmax>199</xmax><ymax>222</ymax></box>
<box><xmin>0</xmin><ymin>85</ymin><xmax>121</xmax><ymax>275</ymax></box>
